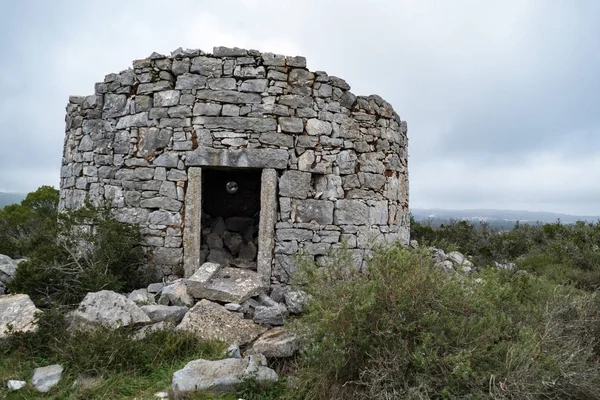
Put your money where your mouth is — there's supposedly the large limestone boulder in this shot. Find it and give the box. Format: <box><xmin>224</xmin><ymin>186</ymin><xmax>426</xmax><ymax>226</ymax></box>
<box><xmin>171</xmin><ymin>354</ymin><xmax>277</xmax><ymax>397</ymax></box>
<box><xmin>246</xmin><ymin>327</ymin><xmax>301</xmax><ymax>358</ymax></box>
<box><xmin>175</xmin><ymin>299</ymin><xmax>267</xmax><ymax>345</ymax></box>
<box><xmin>0</xmin><ymin>294</ymin><xmax>41</xmax><ymax>338</ymax></box>
<box><xmin>32</xmin><ymin>364</ymin><xmax>64</xmax><ymax>392</ymax></box>
<box><xmin>71</xmin><ymin>290</ymin><xmax>151</xmax><ymax>329</ymax></box>
<box><xmin>187</xmin><ymin>263</ymin><xmax>265</xmax><ymax>303</ymax></box>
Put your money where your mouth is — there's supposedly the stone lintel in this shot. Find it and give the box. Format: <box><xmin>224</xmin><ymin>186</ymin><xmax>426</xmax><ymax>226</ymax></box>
<box><xmin>185</xmin><ymin>147</ymin><xmax>289</xmax><ymax>169</ymax></box>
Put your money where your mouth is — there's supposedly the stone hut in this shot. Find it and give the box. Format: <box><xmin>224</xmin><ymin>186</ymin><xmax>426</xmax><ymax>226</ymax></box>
<box><xmin>59</xmin><ymin>46</ymin><xmax>409</xmax><ymax>286</ymax></box>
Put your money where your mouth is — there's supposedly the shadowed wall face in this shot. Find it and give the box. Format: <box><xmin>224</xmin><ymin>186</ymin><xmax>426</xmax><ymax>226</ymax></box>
<box><xmin>202</xmin><ymin>169</ymin><xmax>261</xmax><ymax>219</ymax></box>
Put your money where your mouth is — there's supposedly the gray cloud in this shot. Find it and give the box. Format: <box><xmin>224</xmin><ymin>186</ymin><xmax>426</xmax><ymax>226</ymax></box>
<box><xmin>0</xmin><ymin>0</ymin><xmax>598</xmax><ymax>215</ymax></box>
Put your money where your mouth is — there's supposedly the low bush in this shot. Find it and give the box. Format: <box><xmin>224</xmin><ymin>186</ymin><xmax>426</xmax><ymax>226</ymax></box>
<box><xmin>8</xmin><ymin>203</ymin><xmax>153</xmax><ymax>307</ymax></box>
<box><xmin>290</xmin><ymin>246</ymin><xmax>600</xmax><ymax>399</ymax></box>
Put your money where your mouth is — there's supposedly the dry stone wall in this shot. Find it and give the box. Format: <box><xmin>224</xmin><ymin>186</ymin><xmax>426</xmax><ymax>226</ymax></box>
<box><xmin>59</xmin><ymin>46</ymin><xmax>409</xmax><ymax>282</ymax></box>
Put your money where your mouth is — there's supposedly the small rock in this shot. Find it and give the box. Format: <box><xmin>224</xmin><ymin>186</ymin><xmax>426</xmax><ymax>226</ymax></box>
<box><xmin>186</xmin><ymin>262</ymin><xmax>221</xmax><ymax>298</ymax></box>
<box><xmin>147</xmin><ymin>282</ymin><xmax>164</xmax><ymax>293</ymax></box>
<box><xmin>206</xmin><ymin>232</ymin><xmax>223</xmax><ymax>249</ymax></box>
<box><xmin>435</xmin><ymin>261</ymin><xmax>454</xmax><ymax>273</ymax></box>
<box><xmin>187</xmin><ymin>267</ymin><xmax>265</xmax><ymax>304</ymax></box>
<box><xmin>140</xmin><ymin>305</ymin><xmax>188</xmax><ymax>324</ymax></box>
<box><xmin>230</xmin><ymin>258</ymin><xmax>257</xmax><ymax>270</ymax></box>
<box><xmin>7</xmin><ymin>380</ymin><xmax>26</xmax><ymax>391</ymax></box>
<box><xmin>176</xmin><ymin>299</ymin><xmax>267</xmax><ymax>345</ymax></box>
<box><xmin>0</xmin><ymin>294</ymin><xmax>42</xmax><ymax>338</ymax></box>
<box><xmin>71</xmin><ymin>290</ymin><xmax>150</xmax><ymax>329</ymax></box>
<box><xmin>253</xmin><ymin>306</ymin><xmax>285</xmax><ymax>326</ymax></box>
<box><xmin>239</xmin><ymin>242</ymin><xmax>257</xmax><ymax>261</ymax></box>
<box><xmin>158</xmin><ymin>282</ymin><xmax>193</xmax><ymax>307</ymax></box>
<box><xmin>247</xmin><ymin>327</ymin><xmax>301</xmax><ymax>358</ymax></box>
<box><xmin>224</xmin><ymin>303</ymin><xmax>243</xmax><ymax>312</ymax></box>
<box><xmin>132</xmin><ymin>321</ymin><xmax>174</xmax><ymax>340</ymax></box>
<box><xmin>494</xmin><ymin>261</ymin><xmax>516</xmax><ymax>271</ymax></box>
<box><xmin>128</xmin><ymin>288</ymin><xmax>154</xmax><ymax>305</ymax></box>
<box><xmin>72</xmin><ymin>374</ymin><xmax>102</xmax><ymax>391</ymax></box>
<box><xmin>269</xmin><ymin>285</ymin><xmax>287</xmax><ymax>303</ymax></box>
<box><xmin>32</xmin><ymin>364</ymin><xmax>63</xmax><ymax>393</ymax></box>
<box><xmin>226</xmin><ymin>344</ymin><xmax>241</xmax><ymax>359</ymax></box>
<box><xmin>432</xmin><ymin>248</ymin><xmax>446</xmax><ymax>263</ymax></box>
<box><xmin>409</xmin><ymin>239</ymin><xmax>419</xmax><ymax>249</ymax></box>
<box><xmin>284</xmin><ymin>290</ymin><xmax>311</xmax><ymax>314</ymax></box>
<box><xmin>154</xmin><ymin>391</ymin><xmax>169</xmax><ymax>398</ymax></box>
<box><xmin>207</xmin><ymin>248</ymin><xmax>233</xmax><ymax>266</ymax></box>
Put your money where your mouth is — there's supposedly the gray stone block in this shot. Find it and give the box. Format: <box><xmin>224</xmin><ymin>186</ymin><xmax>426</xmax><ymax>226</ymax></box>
<box><xmin>279</xmin><ymin>170</ymin><xmax>311</xmax><ymax>199</ymax></box>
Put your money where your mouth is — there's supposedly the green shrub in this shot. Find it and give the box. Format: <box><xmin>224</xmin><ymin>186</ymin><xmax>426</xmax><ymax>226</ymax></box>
<box><xmin>0</xmin><ymin>186</ymin><xmax>59</xmax><ymax>258</ymax></box>
<box><xmin>290</xmin><ymin>246</ymin><xmax>600</xmax><ymax>399</ymax></box>
<box><xmin>8</xmin><ymin>203</ymin><xmax>152</xmax><ymax>306</ymax></box>
<box><xmin>411</xmin><ymin>217</ymin><xmax>600</xmax><ymax>290</ymax></box>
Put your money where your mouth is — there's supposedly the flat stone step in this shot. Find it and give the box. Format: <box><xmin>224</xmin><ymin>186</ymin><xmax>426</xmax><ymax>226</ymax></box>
<box><xmin>187</xmin><ymin>263</ymin><xmax>265</xmax><ymax>304</ymax></box>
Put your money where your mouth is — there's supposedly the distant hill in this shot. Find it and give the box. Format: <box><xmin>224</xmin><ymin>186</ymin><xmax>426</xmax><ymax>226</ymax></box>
<box><xmin>411</xmin><ymin>208</ymin><xmax>600</xmax><ymax>229</ymax></box>
<box><xmin>0</xmin><ymin>192</ymin><xmax>25</xmax><ymax>209</ymax></box>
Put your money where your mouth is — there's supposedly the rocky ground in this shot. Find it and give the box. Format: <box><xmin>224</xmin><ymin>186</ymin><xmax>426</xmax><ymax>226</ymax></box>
<box><xmin>0</xmin><ymin>243</ymin><xmax>515</xmax><ymax>397</ymax></box>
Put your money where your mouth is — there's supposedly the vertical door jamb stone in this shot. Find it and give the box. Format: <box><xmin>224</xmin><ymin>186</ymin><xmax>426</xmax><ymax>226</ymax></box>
<box><xmin>183</xmin><ymin>167</ymin><xmax>202</xmax><ymax>277</ymax></box>
<box><xmin>257</xmin><ymin>168</ymin><xmax>278</xmax><ymax>285</ymax></box>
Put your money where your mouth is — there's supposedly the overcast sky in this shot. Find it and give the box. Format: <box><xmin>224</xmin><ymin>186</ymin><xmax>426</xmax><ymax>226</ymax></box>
<box><xmin>1</xmin><ymin>0</ymin><xmax>599</xmax><ymax>215</ymax></box>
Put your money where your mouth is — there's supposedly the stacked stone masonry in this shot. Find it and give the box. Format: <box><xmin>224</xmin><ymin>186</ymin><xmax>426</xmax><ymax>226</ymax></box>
<box><xmin>59</xmin><ymin>46</ymin><xmax>409</xmax><ymax>284</ymax></box>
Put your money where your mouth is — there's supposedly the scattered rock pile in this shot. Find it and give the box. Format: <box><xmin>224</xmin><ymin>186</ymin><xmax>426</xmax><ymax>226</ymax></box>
<box><xmin>0</xmin><ymin>256</ymin><xmax>308</xmax><ymax>396</ymax></box>
<box><xmin>200</xmin><ymin>215</ymin><xmax>259</xmax><ymax>270</ymax></box>
<box><xmin>409</xmin><ymin>240</ymin><xmax>516</xmax><ymax>274</ymax></box>
<box><xmin>1</xmin><ymin>244</ymin><xmax>521</xmax><ymax>396</ymax></box>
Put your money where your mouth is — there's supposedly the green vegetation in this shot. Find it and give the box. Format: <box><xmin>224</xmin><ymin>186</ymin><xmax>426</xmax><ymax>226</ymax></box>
<box><xmin>1</xmin><ymin>309</ymin><xmax>227</xmax><ymax>399</ymax></box>
<box><xmin>411</xmin><ymin>216</ymin><xmax>600</xmax><ymax>290</ymax></box>
<box><xmin>7</xmin><ymin>196</ymin><xmax>153</xmax><ymax>307</ymax></box>
<box><xmin>2</xmin><ymin>189</ymin><xmax>599</xmax><ymax>399</ymax></box>
<box><xmin>0</xmin><ymin>187</ymin><xmax>285</xmax><ymax>399</ymax></box>
<box><xmin>0</xmin><ymin>186</ymin><xmax>59</xmax><ymax>258</ymax></box>
<box><xmin>289</xmin><ymin>246</ymin><xmax>599</xmax><ymax>399</ymax></box>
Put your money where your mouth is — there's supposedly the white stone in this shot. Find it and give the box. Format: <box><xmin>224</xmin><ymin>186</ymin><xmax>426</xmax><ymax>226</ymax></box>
<box><xmin>247</xmin><ymin>327</ymin><xmax>301</xmax><ymax>358</ymax></box>
<box><xmin>0</xmin><ymin>294</ymin><xmax>41</xmax><ymax>338</ymax></box>
<box><xmin>171</xmin><ymin>355</ymin><xmax>277</xmax><ymax>397</ymax></box>
<box><xmin>7</xmin><ymin>380</ymin><xmax>26</xmax><ymax>391</ymax></box>
<box><xmin>158</xmin><ymin>282</ymin><xmax>194</xmax><ymax>307</ymax></box>
<box><xmin>71</xmin><ymin>290</ymin><xmax>150</xmax><ymax>329</ymax></box>
<box><xmin>32</xmin><ymin>364</ymin><xmax>63</xmax><ymax>393</ymax></box>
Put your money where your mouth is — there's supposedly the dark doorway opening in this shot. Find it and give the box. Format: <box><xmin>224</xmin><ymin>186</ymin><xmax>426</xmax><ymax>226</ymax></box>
<box><xmin>201</xmin><ymin>168</ymin><xmax>261</xmax><ymax>269</ymax></box>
